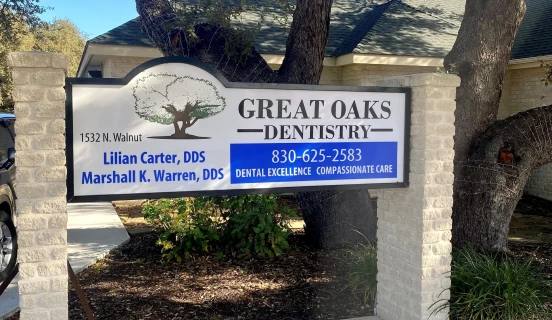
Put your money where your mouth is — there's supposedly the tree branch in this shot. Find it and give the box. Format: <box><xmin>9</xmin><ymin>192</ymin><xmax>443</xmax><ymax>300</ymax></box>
<box><xmin>151</xmin><ymin>88</ymin><xmax>169</xmax><ymax>100</ymax></box>
<box><xmin>162</xmin><ymin>105</ymin><xmax>176</xmax><ymax>115</ymax></box>
<box><xmin>136</xmin><ymin>0</ymin><xmax>275</xmax><ymax>83</ymax></box>
<box><xmin>471</xmin><ymin>105</ymin><xmax>552</xmax><ymax>170</ymax></box>
<box><xmin>135</xmin><ymin>0</ymin><xmax>180</xmax><ymax>56</ymax></box>
<box><xmin>189</xmin><ymin>117</ymin><xmax>202</xmax><ymax>127</ymax></box>
<box><xmin>190</xmin><ymin>101</ymin><xmax>200</xmax><ymax>112</ymax></box>
<box><xmin>136</xmin><ymin>0</ymin><xmax>333</xmax><ymax>85</ymax></box>
<box><xmin>453</xmin><ymin>104</ymin><xmax>552</xmax><ymax>250</ymax></box>
<box><xmin>184</xmin><ymin>101</ymin><xmax>199</xmax><ymax>118</ymax></box>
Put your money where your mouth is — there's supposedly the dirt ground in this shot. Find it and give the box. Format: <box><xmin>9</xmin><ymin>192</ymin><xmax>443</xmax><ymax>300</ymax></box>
<box><xmin>63</xmin><ymin>196</ymin><xmax>372</xmax><ymax>319</ymax></box>
<box><xmin>60</xmin><ymin>231</ymin><xmax>374</xmax><ymax>320</ymax></box>
<box><xmin>112</xmin><ymin>200</ymin><xmax>152</xmax><ymax>234</ymax></box>
<box><xmin>6</xmin><ymin>194</ymin><xmax>552</xmax><ymax>320</ymax></box>
<box><xmin>514</xmin><ymin>194</ymin><xmax>552</xmax><ymax>218</ymax></box>
<box><xmin>509</xmin><ymin>195</ymin><xmax>552</xmax><ymax>276</ymax></box>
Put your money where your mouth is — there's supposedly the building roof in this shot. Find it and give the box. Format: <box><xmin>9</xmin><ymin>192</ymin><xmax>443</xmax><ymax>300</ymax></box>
<box><xmin>89</xmin><ymin>18</ymin><xmax>154</xmax><ymax>47</ymax></box>
<box><xmin>511</xmin><ymin>0</ymin><xmax>552</xmax><ymax>60</ymax></box>
<box><xmin>348</xmin><ymin>0</ymin><xmax>462</xmax><ymax>57</ymax></box>
<box><xmin>88</xmin><ymin>0</ymin><xmax>551</xmax><ymax>60</ymax></box>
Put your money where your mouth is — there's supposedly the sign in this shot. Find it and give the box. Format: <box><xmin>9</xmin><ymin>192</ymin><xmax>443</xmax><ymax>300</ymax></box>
<box><xmin>66</xmin><ymin>57</ymin><xmax>410</xmax><ymax>202</ymax></box>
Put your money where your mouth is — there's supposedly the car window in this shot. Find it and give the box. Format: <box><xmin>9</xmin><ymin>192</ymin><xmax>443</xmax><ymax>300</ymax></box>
<box><xmin>7</xmin><ymin>120</ymin><xmax>15</xmax><ymax>138</ymax></box>
<box><xmin>0</xmin><ymin>122</ymin><xmax>14</xmax><ymax>163</ymax></box>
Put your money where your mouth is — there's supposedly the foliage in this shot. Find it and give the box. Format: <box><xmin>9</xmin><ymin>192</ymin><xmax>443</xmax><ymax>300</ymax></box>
<box><xmin>0</xmin><ymin>1</ymin><xmax>46</xmax><ymax>111</ymax></box>
<box><xmin>169</xmin><ymin>0</ymin><xmax>294</xmax><ymax>65</ymax></box>
<box><xmin>35</xmin><ymin>19</ymin><xmax>87</xmax><ymax>77</ymax></box>
<box><xmin>0</xmin><ymin>5</ymin><xmax>86</xmax><ymax>112</ymax></box>
<box><xmin>346</xmin><ymin>236</ymin><xmax>377</xmax><ymax>305</ymax></box>
<box><xmin>217</xmin><ymin>194</ymin><xmax>294</xmax><ymax>258</ymax></box>
<box><xmin>142</xmin><ymin>198</ymin><xmax>220</xmax><ymax>262</ymax></box>
<box><xmin>432</xmin><ymin>246</ymin><xmax>552</xmax><ymax>320</ymax></box>
<box><xmin>143</xmin><ymin>195</ymin><xmax>295</xmax><ymax>261</ymax></box>
<box><xmin>132</xmin><ymin>73</ymin><xmax>226</xmax><ymax>125</ymax></box>
<box><xmin>0</xmin><ymin>0</ymin><xmax>46</xmax><ymax>46</ymax></box>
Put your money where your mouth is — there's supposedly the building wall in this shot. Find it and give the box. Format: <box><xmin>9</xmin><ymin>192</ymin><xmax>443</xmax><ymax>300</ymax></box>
<box><xmin>104</xmin><ymin>57</ymin><xmax>437</xmax><ymax>86</ymax></box>
<box><xmin>506</xmin><ymin>67</ymin><xmax>552</xmax><ymax>115</ymax></box>
<box><xmin>498</xmin><ymin>71</ymin><xmax>512</xmax><ymax>119</ymax></box>
<box><xmin>499</xmin><ymin>65</ymin><xmax>552</xmax><ymax>200</ymax></box>
<box><xmin>525</xmin><ymin>166</ymin><xmax>552</xmax><ymax>200</ymax></box>
<box><xmin>319</xmin><ymin>66</ymin><xmax>343</xmax><ymax>85</ymax></box>
<box><xmin>102</xmin><ymin>56</ymin><xmax>152</xmax><ymax>78</ymax></box>
<box><xmin>340</xmin><ymin>64</ymin><xmax>439</xmax><ymax>86</ymax></box>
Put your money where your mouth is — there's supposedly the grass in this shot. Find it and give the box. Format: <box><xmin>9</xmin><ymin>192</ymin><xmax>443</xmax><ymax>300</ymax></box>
<box><xmin>347</xmin><ymin>239</ymin><xmax>377</xmax><ymax>305</ymax></box>
<box><xmin>433</xmin><ymin>246</ymin><xmax>552</xmax><ymax>320</ymax></box>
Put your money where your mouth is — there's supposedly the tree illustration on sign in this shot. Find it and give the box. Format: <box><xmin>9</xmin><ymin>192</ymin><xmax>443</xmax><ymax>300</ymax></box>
<box><xmin>133</xmin><ymin>73</ymin><xmax>226</xmax><ymax>139</ymax></box>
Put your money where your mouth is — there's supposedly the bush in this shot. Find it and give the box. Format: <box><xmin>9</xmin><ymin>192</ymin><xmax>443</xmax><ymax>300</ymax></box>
<box><xmin>142</xmin><ymin>198</ymin><xmax>220</xmax><ymax>262</ymax></box>
<box><xmin>217</xmin><ymin>194</ymin><xmax>294</xmax><ymax>258</ymax></box>
<box><xmin>143</xmin><ymin>194</ymin><xmax>295</xmax><ymax>261</ymax></box>
<box><xmin>433</xmin><ymin>246</ymin><xmax>552</xmax><ymax>320</ymax></box>
<box><xmin>347</xmin><ymin>239</ymin><xmax>377</xmax><ymax>305</ymax></box>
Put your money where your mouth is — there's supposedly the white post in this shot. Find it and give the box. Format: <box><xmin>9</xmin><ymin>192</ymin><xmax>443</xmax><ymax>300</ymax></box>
<box><xmin>7</xmin><ymin>52</ymin><xmax>69</xmax><ymax>320</ymax></box>
<box><xmin>371</xmin><ymin>73</ymin><xmax>460</xmax><ymax>320</ymax></box>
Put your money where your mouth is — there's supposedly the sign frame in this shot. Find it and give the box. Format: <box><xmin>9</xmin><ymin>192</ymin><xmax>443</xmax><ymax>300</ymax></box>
<box><xmin>65</xmin><ymin>57</ymin><xmax>411</xmax><ymax>203</ymax></box>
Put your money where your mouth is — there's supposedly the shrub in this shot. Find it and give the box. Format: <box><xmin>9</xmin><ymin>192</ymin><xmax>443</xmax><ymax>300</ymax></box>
<box><xmin>143</xmin><ymin>194</ymin><xmax>295</xmax><ymax>261</ymax></box>
<box><xmin>347</xmin><ymin>239</ymin><xmax>377</xmax><ymax>305</ymax></box>
<box><xmin>217</xmin><ymin>194</ymin><xmax>294</xmax><ymax>258</ymax></box>
<box><xmin>142</xmin><ymin>198</ymin><xmax>220</xmax><ymax>262</ymax></box>
<box><xmin>433</xmin><ymin>246</ymin><xmax>552</xmax><ymax>320</ymax></box>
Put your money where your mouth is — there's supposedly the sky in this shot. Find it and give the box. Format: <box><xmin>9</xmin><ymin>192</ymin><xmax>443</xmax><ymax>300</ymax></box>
<box><xmin>39</xmin><ymin>0</ymin><xmax>139</xmax><ymax>40</ymax></box>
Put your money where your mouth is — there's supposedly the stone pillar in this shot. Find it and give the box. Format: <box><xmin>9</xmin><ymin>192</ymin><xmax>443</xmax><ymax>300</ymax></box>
<box><xmin>7</xmin><ymin>52</ymin><xmax>69</xmax><ymax>320</ymax></box>
<box><xmin>371</xmin><ymin>73</ymin><xmax>460</xmax><ymax>320</ymax></box>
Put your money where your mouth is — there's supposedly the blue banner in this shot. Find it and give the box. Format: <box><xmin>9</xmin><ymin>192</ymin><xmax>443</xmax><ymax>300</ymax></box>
<box><xmin>230</xmin><ymin>142</ymin><xmax>397</xmax><ymax>184</ymax></box>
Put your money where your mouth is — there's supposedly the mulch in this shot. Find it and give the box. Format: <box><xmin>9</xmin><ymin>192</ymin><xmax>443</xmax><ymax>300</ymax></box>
<box><xmin>509</xmin><ymin>194</ymin><xmax>552</xmax><ymax>274</ymax></box>
<box><xmin>508</xmin><ymin>240</ymin><xmax>552</xmax><ymax>275</ymax></box>
<box><xmin>514</xmin><ymin>194</ymin><xmax>552</xmax><ymax>218</ymax></box>
<box><xmin>58</xmin><ymin>231</ymin><xmax>371</xmax><ymax>320</ymax></box>
<box><xmin>6</xmin><ymin>194</ymin><xmax>552</xmax><ymax>320</ymax></box>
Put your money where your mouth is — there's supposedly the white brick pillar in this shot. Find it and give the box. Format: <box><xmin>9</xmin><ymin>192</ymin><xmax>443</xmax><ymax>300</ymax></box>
<box><xmin>371</xmin><ymin>73</ymin><xmax>460</xmax><ymax>320</ymax></box>
<box><xmin>7</xmin><ymin>52</ymin><xmax>69</xmax><ymax>320</ymax></box>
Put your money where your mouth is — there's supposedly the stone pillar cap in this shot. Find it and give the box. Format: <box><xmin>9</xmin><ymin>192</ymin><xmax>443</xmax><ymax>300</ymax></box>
<box><xmin>7</xmin><ymin>51</ymin><xmax>68</xmax><ymax>70</ymax></box>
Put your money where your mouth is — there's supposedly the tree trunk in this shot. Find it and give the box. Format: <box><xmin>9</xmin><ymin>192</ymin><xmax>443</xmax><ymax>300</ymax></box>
<box><xmin>453</xmin><ymin>105</ymin><xmax>552</xmax><ymax>251</ymax></box>
<box><xmin>137</xmin><ymin>0</ymin><xmax>377</xmax><ymax>249</ymax></box>
<box><xmin>445</xmin><ymin>0</ymin><xmax>528</xmax><ymax>251</ymax></box>
<box><xmin>445</xmin><ymin>0</ymin><xmax>526</xmax><ymax>165</ymax></box>
<box><xmin>276</xmin><ymin>0</ymin><xmax>332</xmax><ymax>85</ymax></box>
<box><xmin>276</xmin><ymin>0</ymin><xmax>377</xmax><ymax>248</ymax></box>
<box><xmin>297</xmin><ymin>191</ymin><xmax>377</xmax><ymax>248</ymax></box>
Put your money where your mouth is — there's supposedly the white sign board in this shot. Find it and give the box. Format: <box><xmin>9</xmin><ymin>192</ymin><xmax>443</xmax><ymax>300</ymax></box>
<box><xmin>66</xmin><ymin>58</ymin><xmax>410</xmax><ymax>202</ymax></box>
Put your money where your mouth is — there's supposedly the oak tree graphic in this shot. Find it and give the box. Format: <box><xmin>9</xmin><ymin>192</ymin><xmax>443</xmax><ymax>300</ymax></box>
<box><xmin>133</xmin><ymin>73</ymin><xmax>226</xmax><ymax>139</ymax></box>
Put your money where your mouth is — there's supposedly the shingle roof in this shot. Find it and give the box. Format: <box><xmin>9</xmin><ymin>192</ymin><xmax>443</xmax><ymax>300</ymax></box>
<box><xmin>332</xmin><ymin>1</ymin><xmax>394</xmax><ymax>56</ymax></box>
<box><xmin>511</xmin><ymin>0</ymin><xmax>552</xmax><ymax>60</ymax></box>
<box><xmin>88</xmin><ymin>0</ymin><xmax>551</xmax><ymax>60</ymax></box>
<box><xmin>89</xmin><ymin>18</ymin><xmax>155</xmax><ymax>47</ymax></box>
<box><xmin>353</xmin><ymin>0</ymin><xmax>461</xmax><ymax>57</ymax></box>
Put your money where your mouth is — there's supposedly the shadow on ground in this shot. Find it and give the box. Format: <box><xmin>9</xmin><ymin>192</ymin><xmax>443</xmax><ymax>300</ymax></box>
<box><xmin>66</xmin><ymin>232</ymin><xmax>372</xmax><ymax>320</ymax></box>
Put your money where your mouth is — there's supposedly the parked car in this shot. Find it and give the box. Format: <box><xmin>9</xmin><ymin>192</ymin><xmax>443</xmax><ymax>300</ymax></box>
<box><xmin>0</xmin><ymin>114</ymin><xmax>16</xmax><ymax>281</ymax></box>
